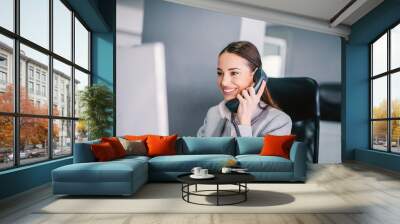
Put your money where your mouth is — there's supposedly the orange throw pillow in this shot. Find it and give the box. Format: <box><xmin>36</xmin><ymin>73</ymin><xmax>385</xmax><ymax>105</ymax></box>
<box><xmin>124</xmin><ymin>135</ymin><xmax>149</xmax><ymax>141</ymax></box>
<box><xmin>146</xmin><ymin>134</ymin><xmax>178</xmax><ymax>157</ymax></box>
<box><xmin>259</xmin><ymin>134</ymin><xmax>296</xmax><ymax>159</ymax></box>
<box><xmin>91</xmin><ymin>142</ymin><xmax>117</xmax><ymax>161</ymax></box>
<box><xmin>101</xmin><ymin>137</ymin><xmax>127</xmax><ymax>158</ymax></box>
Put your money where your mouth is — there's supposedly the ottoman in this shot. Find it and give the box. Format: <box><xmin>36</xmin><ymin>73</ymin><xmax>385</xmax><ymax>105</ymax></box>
<box><xmin>52</xmin><ymin>157</ymin><xmax>148</xmax><ymax>196</ymax></box>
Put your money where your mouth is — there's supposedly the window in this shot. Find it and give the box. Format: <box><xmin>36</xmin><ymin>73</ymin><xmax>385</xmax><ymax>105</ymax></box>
<box><xmin>74</xmin><ymin>69</ymin><xmax>89</xmax><ymax>118</ymax></box>
<box><xmin>53</xmin><ymin>0</ymin><xmax>72</xmax><ymax>60</ymax></box>
<box><xmin>74</xmin><ymin>18</ymin><xmax>89</xmax><ymax>70</ymax></box>
<box><xmin>42</xmin><ymin>85</ymin><xmax>46</xmax><ymax>97</ymax></box>
<box><xmin>370</xmin><ymin>23</ymin><xmax>400</xmax><ymax>154</ymax></box>
<box><xmin>0</xmin><ymin>72</ymin><xmax>6</xmax><ymax>85</ymax></box>
<box><xmin>0</xmin><ymin>55</ymin><xmax>7</xmax><ymax>67</ymax></box>
<box><xmin>28</xmin><ymin>81</ymin><xmax>34</xmax><ymax>94</ymax></box>
<box><xmin>262</xmin><ymin>36</ymin><xmax>287</xmax><ymax>78</ymax></box>
<box><xmin>36</xmin><ymin>84</ymin><xmax>40</xmax><ymax>95</ymax></box>
<box><xmin>35</xmin><ymin>70</ymin><xmax>40</xmax><ymax>81</ymax></box>
<box><xmin>28</xmin><ymin>67</ymin><xmax>34</xmax><ymax>80</ymax></box>
<box><xmin>20</xmin><ymin>0</ymin><xmax>49</xmax><ymax>49</ymax></box>
<box><xmin>0</xmin><ymin>0</ymin><xmax>14</xmax><ymax>32</ymax></box>
<box><xmin>0</xmin><ymin>0</ymin><xmax>91</xmax><ymax>170</ymax></box>
<box><xmin>0</xmin><ymin>54</ymin><xmax>8</xmax><ymax>89</ymax></box>
<box><xmin>53</xmin><ymin>59</ymin><xmax>71</xmax><ymax>117</ymax></box>
<box><xmin>0</xmin><ymin>35</ymin><xmax>13</xmax><ymax>113</ymax></box>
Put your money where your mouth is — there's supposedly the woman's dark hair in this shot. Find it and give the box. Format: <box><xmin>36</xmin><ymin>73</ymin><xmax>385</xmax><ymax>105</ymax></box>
<box><xmin>218</xmin><ymin>41</ymin><xmax>279</xmax><ymax>109</ymax></box>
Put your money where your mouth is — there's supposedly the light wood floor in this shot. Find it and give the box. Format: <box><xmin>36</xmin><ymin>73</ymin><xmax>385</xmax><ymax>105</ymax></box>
<box><xmin>1</xmin><ymin>162</ymin><xmax>400</xmax><ymax>224</ymax></box>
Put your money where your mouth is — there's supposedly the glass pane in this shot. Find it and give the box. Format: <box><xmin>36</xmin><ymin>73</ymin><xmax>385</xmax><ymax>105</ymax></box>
<box><xmin>391</xmin><ymin>24</ymin><xmax>400</xmax><ymax>70</ymax></box>
<box><xmin>0</xmin><ymin>0</ymin><xmax>14</xmax><ymax>31</ymax></box>
<box><xmin>75</xmin><ymin>120</ymin><xmax>88</xmax><ymax>143</ymax></box>
<box><xmin>372</xmin><ymin>77</ymin><xmax>387</xmax><ymax>119</ymax></box>
<box><xmin>391</xmin><ymin>120</ymin><xmax>400</xmax><ymax>153</ymax></box>
<box><xmin>0</xmin><ymin>34</ymin><xmax>14</xmax><ymax>112</ymax></box>
<box><xmin>74</xmin><ymin>69</ymin><xmax>89</xmax><ymax>118</ymax></box>
<box><xmin>372</xmin><ymin>121</ymin><xmax>387</xmax><ymax>151</ymax></box>
<box><xmin>20</xmin><ymin>117</ymin><xmax>49</xmax><ymax>165</ymax></box>
<box><xmin>20</xmin><ymin>44</ymin><xmax>49</xmax><ymax>115</ymax></box>
<box><xmin>372</xmin><ymin>33</ymin><xmax>387</xmax><ymax>76</ymax></box>
<box><xmin>391</xmin><ymin>72</ymin><xmax>400</xmax><ymax>118</ymax></box>
<box><xmin>20</xmin><ymin>0</ymin><xmax>49</xmax><ymax>49</ymax></box>
<box><xmin>0</xmin><ymin>116</ymin><xmax>13</xmax><ymax>170</ymax></box>
<box><xmin>53</xmin><ymin>0</ymin><xmax>72</xmax><ymax>60</ymax></box>
<box><xmin>53</xmin><ymin>119</ymin><xmax>72</xmax><ymax>157</ymax></box>
<box><xmin>53</xmin><ymin>59</ymin><xmax>72</xmax><ymax>117</ymax></box>
<box><xmin>74</xmin><ymin>17</ymin><xmax>89</xmax><ymax>70</ymax></box>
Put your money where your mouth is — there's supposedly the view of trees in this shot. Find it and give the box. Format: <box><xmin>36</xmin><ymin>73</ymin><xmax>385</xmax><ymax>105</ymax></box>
<box><xmin>372</xmin><ymin>98</ymin><xmax>400</xmax><ymax>148</ymax></box>
<box><xmin>0</xmin><ymin>84</ymin><xmax>60</xmax><ymax>160</ymax></box>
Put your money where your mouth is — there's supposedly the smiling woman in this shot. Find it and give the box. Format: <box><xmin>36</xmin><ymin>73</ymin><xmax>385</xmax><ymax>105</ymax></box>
<box><xmin>197</xmin><ymin>41</ymin><xmax>292</xmax><ymax>137</ymax></box>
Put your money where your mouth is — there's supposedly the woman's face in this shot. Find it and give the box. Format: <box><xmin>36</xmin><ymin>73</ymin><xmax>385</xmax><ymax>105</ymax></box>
<box><xmin>217</xmin><ymin>52</ymin><xmax>254</xmax><ymax>101</ymax></box>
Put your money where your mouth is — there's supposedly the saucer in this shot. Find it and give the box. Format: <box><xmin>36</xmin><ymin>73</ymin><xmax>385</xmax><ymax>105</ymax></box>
<box><xmin>190</xmin><ymin>174</ymin><xmax>215</xmax><ymax>179</ymax></box>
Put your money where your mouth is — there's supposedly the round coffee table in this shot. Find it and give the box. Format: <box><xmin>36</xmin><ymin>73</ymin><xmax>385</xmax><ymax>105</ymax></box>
<box><xmin>177</xmin><ymin>172</ymin><xmax>255</xmax><ymax>206</ymax></box>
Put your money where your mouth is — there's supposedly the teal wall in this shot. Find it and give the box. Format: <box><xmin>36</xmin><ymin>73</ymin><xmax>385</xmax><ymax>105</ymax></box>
<box><xmin>0</xmin><ymin>158</ymin><xmax>72</xmax><ymax>199</ymax></box>
<box><xmin>0</xmin><ymin>0</ymin><xmax>116</xmax><ymax>200</ymax></box>
<box><xmin>344</xmin><ymin>0</ymin><xmax>400</xmax><ymax>171</ymax></box>
<box><xmin>91</xmin><ymin>32</ymin><xmax>115</xmax><ymax>136</ymax></box>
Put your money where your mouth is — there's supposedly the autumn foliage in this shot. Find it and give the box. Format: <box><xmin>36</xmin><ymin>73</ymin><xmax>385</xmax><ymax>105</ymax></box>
<box><xmin>372</xmin><ymin>99</ymin><xmax>400</xmax><ymax>142</ymax></box>
<box><xmin>0</xmin><ymin>84</ymin><xmax>59</xmax><ymax>151</ymax></box>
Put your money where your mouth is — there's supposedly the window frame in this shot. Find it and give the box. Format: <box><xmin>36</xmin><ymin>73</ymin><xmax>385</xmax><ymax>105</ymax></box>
<box><xmin>0</xmin><ymin>0</ymin><xmax>92</xmax><ymax>171</ymax></box>
<box><xmin>369</xmin><ymin>20</ymin><xmax>400</xmax><ymax>154</ymax></box>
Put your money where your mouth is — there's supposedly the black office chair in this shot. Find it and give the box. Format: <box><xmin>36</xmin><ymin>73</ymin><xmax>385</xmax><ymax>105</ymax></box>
<box><xmin>267</xmin><ymin>77</ymin><xmax>320</xmax><ymax>163</ymax></box>
<box><xmin>319</xmin><ymin>83</ymin><xmax>341</xmax><ymax>122</ymax></box>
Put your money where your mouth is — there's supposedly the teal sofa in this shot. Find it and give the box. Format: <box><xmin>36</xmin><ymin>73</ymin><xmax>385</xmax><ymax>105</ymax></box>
<box><xmin>52</xmin><ymin>137</ymin><xmax>307</xmax><ymax>196</ymax></box>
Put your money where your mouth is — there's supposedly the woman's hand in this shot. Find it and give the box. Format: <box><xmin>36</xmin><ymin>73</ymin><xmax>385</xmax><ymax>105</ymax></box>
<box><xmin>236</xmin><ymin>80</ymin><xmax>266</xmax><ymax>125</ymax></box>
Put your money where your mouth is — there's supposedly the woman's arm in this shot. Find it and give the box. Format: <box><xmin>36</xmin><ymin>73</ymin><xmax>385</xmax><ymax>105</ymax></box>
<box><xmin>260</xmin><ymin>113</ymin><xmax>292</xmax><ymax>136</ymax></box>
<box><xmin>197</xmin><ymin>106</ymin><xmax>227</xmax><ymax>137</ymax></box>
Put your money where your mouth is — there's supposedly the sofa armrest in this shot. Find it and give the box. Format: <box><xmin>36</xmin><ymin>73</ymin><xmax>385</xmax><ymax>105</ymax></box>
<box><xmin>289</xmin><ymin>141</ymin><xmax>307</xmax><ymax>181</ymax></box>
<box><xmin>73</xmin><ymin>141</ymin><xmax>99</xmax><ymax>163</ymax></box>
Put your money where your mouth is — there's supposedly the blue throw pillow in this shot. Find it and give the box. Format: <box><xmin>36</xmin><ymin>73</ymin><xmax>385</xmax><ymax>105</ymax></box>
<box><xmin>236</xmin><ymin>137</ymin><xmax>264</xmax><ymax>155</ymax></box>
<box><xmin>179</xmin><ymin>137</ymin><xmax>235</xmax><ymax>155</ymax></box>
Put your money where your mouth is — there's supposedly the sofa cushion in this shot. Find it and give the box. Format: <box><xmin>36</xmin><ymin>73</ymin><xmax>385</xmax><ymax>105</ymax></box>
<box><xmin>91</xmin><ymin>142</ymin><xmax>118</xmax><ymax>161</ymax></box>
<box><xmin>179</xmin><ymin>137</ymin><xmax>235</xmax><ymax>155</ymax></box>
<box><xmin>148</xmin><ymin>154</ymin><xmax>235</xmax><ymax>172</ymax></box>
<box><xmin>101</xmin><ymin>137</ymin><xmax>127</xmax><ymax>158</ymax></box>
<box><xmin>236</xmin><ymin>137</ymin><xmax>263</xmax><ymax>155</ymax></box>
<box><xmin>147</xmin><ymin>134</ymin><xmax>178</xmax><ymax>157</ymax></box>
<box><xmin>118</xmin><ymin>138</ymin><xmax>147</xmax><ymax>156</ymax></box>
<box><xmin>52</xmin><ymin>158</ymin><xmax>148</xmax><ymax>183</ymax></box>
<box><xmin>260</xmin><ymin>134</ymin><xmax>296</xmax><ymax>159</ymax></box>
<box><xmin>236</xmin><ymin>155</ymin><xmax>293</xmax><ymax>172</ymax></box>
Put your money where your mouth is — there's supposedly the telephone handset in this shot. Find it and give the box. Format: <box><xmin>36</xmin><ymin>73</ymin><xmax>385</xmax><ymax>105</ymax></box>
<box><xmin>225</xmin><ymin>67</ymin><xmax>268</xmax><ymax>113</ymax></box>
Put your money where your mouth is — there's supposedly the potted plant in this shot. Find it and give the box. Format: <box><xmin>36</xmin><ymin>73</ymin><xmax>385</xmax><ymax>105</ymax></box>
<box><xmin>79</xmin><ymin>84</ymin><xmax>114</xmax><ymax>140</ymax></box>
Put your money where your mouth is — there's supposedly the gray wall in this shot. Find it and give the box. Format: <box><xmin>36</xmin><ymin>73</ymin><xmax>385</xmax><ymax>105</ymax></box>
<box><xmin>266</xmin><ymin>25</ymin><xmax>341</xmax><ymax>83</ymax></box>
<box><xmin>142</xmin><ymin>0</ymin><xmax>241</xmax><ymax>136</ymax></box>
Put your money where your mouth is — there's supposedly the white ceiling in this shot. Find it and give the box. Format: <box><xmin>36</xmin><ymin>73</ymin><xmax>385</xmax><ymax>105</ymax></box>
<box><xmin>163</xmin><ymin>0</ymin><xmax>384</xmax><ymax>38</ymax></box>
<box><xmin>225</xmin><ymin>0</ymin><xmax>353</xmax><ymax>23</ymax></box>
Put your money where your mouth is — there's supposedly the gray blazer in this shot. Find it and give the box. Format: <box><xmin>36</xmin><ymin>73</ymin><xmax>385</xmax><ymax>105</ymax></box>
<box><xmin>197</xmin><ymin>100</ymin><xmax>292</xmax><ymax>137</ymax></box>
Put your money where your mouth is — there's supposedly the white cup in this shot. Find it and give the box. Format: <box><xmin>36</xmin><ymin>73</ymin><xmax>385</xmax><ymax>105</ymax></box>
<box><xmin>221</xmin><ymin>167</ymin><xmax>232</xmax><ymax>174</ymax></box>
<box><xmin>200</xmin><ymin>169</ymin><xmax>208</xmax><ymax>176</ymax></box>
<box><xmin>191</xmin><ymin>167</ymin><xmax>202</xmax><ymax>176</ymax></box>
